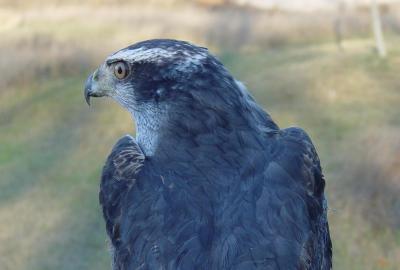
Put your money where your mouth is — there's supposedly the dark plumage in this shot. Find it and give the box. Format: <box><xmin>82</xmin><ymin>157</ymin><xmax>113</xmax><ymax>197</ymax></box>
<box><xmin>85</xmin><ymin>39</ymin><xmax>332</xmax><ymax>270</ymax></box>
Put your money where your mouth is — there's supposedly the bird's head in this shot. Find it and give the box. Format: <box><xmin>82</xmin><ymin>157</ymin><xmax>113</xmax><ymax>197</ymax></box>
<box><xmin>84</xmin><ymin>39</ymin><xmax>275</xmax><ymax>155</ymax></box>
<box><xmin>84</xmin><ymin>39</ymin><xmax>227</xmax><ymax>111</ymax></box>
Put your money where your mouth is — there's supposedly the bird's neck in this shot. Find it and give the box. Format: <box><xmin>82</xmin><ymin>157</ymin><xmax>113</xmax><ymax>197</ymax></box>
<box><xmin>131</xmin><ymin>108</ymin><xmax>166</xmax><ymax>157</ymax></box>
<box><xmin>129</xmin><ymin>89</ymin><xmax>279</xmax><ymax>158</ymax></box>
<box><xmin>136</xmin><ymin>127</ymin><xmax>159</xmax><ymax>157</ymax></box>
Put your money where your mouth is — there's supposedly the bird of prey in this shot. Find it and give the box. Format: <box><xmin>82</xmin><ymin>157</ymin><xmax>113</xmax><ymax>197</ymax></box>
<box><xmin>84</xmin><ymin>39</ymin><xmax>332</xmax><ymax>270</ymax></box>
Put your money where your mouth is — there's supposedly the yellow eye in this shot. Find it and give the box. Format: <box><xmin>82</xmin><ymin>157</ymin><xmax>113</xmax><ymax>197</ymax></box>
<box><xmin>113</xmin><ymin>62</ymin><xmax>129</xmax><ymax>79</ymax></box>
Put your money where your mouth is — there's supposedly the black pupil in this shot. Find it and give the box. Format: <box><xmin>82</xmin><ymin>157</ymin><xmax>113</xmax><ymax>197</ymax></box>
<box><xmin>118</xmin><ymin>66</ymin><xmax>123</xmax><ymax>74</ymax></box>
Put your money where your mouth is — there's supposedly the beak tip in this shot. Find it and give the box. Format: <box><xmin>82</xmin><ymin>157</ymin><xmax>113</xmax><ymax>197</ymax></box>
<box><xmin>85</xmin><ymin>95</ymin><xmax>91</xmax><ymax>106</ymax></box>
<box><xmin>84</xmin><ymin>74</ymin><xmax>93</xmax><ymax>106</ymax></box>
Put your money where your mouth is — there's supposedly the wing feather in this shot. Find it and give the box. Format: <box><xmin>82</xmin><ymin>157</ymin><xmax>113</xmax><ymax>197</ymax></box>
<box><xmin>100</xmin><ymin>135</ymin><xmax>145</xmax><ymax>248</ymax></box>
<box><xmin>261</xmin><ymin>127</ymin><xmax>332</xmax><ymax>269</ymax></box>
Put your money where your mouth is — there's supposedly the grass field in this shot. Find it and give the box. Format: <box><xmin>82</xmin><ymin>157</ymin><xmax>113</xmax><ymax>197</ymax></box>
<box><xmin>1</xmin><ymin>3</ymin><xmax>400</xmax><ymax>270</ymax></box>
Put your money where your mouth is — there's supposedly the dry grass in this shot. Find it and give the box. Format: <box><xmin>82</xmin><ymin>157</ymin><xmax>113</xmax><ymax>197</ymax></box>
<box><xmin>326</xmin><ymin>128</ymin><xmax>400</xmax><ymax>270</ymax></box>
<box><xmin>338</xmin><ymin>128</ymin><xmax>400</xmax><ymax>229</ymax></box>
<box><xmin>0</xmin><ymin>38</ymin><xmax>93</xmax><ymax>89</ymax></box>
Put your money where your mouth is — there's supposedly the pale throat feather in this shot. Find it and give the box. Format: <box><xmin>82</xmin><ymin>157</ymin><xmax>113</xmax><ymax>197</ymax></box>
<box><xmin>129</xmin><ymin>104</ymin><xmax>167</xmax><ymax>157</ymax></box>
<box><xmin>112</xmin><ymin>84</ymin><xmax>168</xmax><ymax>157</ymax></box>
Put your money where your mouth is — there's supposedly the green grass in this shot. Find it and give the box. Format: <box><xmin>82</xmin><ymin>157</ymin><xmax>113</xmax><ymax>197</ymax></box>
<box><xmin>1</xmin><ymin>10</ymin><xmax>400</xmax><ymax>268</ymax></box>
<box><xmin>0</xmin><ymin>76</ymin><xmax>132</xmax><ymax>269</ymax></box>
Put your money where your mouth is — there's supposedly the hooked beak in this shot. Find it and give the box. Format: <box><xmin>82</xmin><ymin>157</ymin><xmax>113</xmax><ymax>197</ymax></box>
<box><xmin>84</xmin><ymin>69</ymin><xmax>110</xmax><ymax>106</ymax></box>
<box><xmin>84</xmin><ymin>74</ymin><xmax>93</xmax><ymax>106</ymax></box>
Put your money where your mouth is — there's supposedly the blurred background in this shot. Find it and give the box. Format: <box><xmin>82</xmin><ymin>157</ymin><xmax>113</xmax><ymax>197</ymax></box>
<box><xmin>0</xmin><ymin>0</ymin><xmax>399</xmax><ymax>269</ymax></box>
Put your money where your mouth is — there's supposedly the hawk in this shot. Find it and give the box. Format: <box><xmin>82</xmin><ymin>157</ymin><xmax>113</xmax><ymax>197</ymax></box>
<box><xmin>84</xmin><ymin>39</ymin><xmax>332</xmax><ymax>270</ymax></box>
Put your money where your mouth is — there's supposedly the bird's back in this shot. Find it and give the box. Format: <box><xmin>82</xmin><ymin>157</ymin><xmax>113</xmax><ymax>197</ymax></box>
<box><xmin>100</xmin><ymin>126</ymin><xmax>331</xmax><ymax>270</ymax></box>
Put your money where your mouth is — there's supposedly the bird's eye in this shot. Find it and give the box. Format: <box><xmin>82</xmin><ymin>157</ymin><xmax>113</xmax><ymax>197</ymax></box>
<box><xmin>113</xmin><ymin>62</ymin><xmax>129</xmax><ymax>80</ymax></box>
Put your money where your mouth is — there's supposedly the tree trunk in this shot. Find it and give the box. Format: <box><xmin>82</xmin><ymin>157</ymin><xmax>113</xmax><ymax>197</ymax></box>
<box><xmin>371</xmin><ymin>0</ymin><xmax>387</xmax><ymax>58</ymax></box>
<box><xmin>334</xmin><ymin>1</ymin><xmax>345</xmax><ymax>51</ymax></box>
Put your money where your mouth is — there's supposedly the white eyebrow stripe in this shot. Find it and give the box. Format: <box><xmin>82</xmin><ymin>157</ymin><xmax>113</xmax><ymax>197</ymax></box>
<box><xmin>106</xmin><ymin>47</ymin><xmax>208</xmax><ymax>67</ymax></box>
<box><xmin>108</xmin><ymin>47</ymin><xmax>178</xmax><ymax>63</ymax></box>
